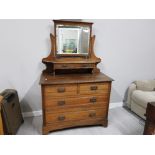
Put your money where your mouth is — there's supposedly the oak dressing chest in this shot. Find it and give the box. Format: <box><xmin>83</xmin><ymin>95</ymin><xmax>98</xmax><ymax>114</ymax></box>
<box><xmin>40</xmin><ymin>20</ymin><xmax>113</xmax><ymax>134</ymax></box>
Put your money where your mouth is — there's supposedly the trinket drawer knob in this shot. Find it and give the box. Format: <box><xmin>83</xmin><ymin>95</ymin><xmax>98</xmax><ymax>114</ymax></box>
<box><xmin>62</xmin><ymin>65</ymin><xmax>68</xmax><ymax>68</ymax></box>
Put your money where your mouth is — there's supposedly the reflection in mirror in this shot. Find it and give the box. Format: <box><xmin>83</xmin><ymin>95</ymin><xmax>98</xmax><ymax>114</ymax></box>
<box><xmin>56</xmin><ymin>25</ymin><xmax>90</xmax><ymax>55</ymax></box>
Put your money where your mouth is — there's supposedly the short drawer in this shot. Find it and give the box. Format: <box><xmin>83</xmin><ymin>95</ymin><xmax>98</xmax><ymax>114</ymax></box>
<box><xmin>54</xmin><ymin>63</ymin><xmax>95</xmax><ymax>69</ymax></box>
<box><xmin>45</xmin><ymin>108</ymin><xmax>106</xmax><ymax>124</ymax></box>
<box><xmin>44</xmin><ymin>95</ymin><xmax>108</xmax><ymax>108</ymax></box>
<box><xmin>44</xmin><ymin>84</ymin><xmax>77</xmax><ymax>96</ymax></box>
<box><xmin>79</xmin><ymin>82</ymin><xmax>110</xmax><ymax>95</ymax></box>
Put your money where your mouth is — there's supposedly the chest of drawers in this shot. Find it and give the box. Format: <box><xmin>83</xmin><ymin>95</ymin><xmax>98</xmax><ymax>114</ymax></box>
<box><xmin>40</xmin><ymin>20</ymin><xmax>113</xmax><ymax>134</ymax></box>
<box><xmin>40</xmin><ymin>73</ymin><xmax>112</xmax><ymax>134</ymax></box>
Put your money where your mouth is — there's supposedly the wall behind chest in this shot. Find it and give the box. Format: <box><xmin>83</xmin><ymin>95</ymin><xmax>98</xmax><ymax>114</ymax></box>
<box><xmin>0</xmin><ymin>19</ymin><xmax>155</xmax><ymax>112</ymax></box>
<box><xmin>0</xmin><ymin>20</ymin><xmax>53</xmax><ymax>112</ymax></box>
<box><xmin>86</xmin><ymin>19</ymin><xmax>155</xmax><ymax>103</ymax></box>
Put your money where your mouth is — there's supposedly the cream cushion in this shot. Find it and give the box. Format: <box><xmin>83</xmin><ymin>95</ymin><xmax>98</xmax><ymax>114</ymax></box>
<box><xmin>132</xmin><ymin>90</ymin><xmax>155</xmax><ymax>108</ymax></box>
<box><xmin>135</xmin><ymin>80</ymin><xmax>155</xmax><ymax>91</ymax></box>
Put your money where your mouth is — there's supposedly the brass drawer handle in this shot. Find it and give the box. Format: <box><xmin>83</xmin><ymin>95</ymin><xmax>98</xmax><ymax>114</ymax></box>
<box><xmin>57</xmin><ymin>101</ymin><xmax>65</xmax><ymax>106</ymax></box>
<box><xmin>90</xmin><ymin>97</ymin><xmax>97</xmax><ymax>103</ymax></box>
<box><xmin>57</xmin><ymin>87</ymin><xmax>65</xmax><ymax>93</ymax></box>
<box><xmin>58</xmin><ymin>115</ymin><xmax>66</xmax><ymax>121</ymax></box>
<box><xmin>90</xmin><ymin>86</ymin><xmax>98</xmax><ymax>90</ymax></box>
<box><xmin>89</xmin><ymin>112</ymin><xmax>96</xmax><ymax>118</ymax></box>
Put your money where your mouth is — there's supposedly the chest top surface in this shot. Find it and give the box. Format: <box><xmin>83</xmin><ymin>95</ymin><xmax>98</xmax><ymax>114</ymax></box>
<box><xmin>40</xmin><ymin>73</ymin><xmax>113</xmax><ymax>85</ymax></box>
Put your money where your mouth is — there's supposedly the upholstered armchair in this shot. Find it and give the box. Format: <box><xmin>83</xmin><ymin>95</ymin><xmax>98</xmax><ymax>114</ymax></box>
<box><xmin>126</xmin><ymin>80</ymin><xmax>155</xmax><ymax>119</ymax></box>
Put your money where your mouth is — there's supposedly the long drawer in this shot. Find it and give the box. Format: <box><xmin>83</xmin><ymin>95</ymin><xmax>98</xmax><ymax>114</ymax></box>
<box><xmin>44</xmin><ymin>95</ymin><xmax>109</xmax><ymax>108</ymax></box>
<box><xmin>79</xmin><ymin>82</ymin><xmax>110</xmax><ymax>95</ymax></box>
<box><xmin>45</xmin><ymin>108</ymin><xmax>106</xmax><ymax>124</ymax></box>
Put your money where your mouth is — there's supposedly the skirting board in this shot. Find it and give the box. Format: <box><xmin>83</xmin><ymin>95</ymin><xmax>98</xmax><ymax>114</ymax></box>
<box><xmin>109</xmin><ymin>102</ymin><xmax>123</xmax><ymax>109</ymax></box>
<box><xmin>22</xmin><ymin>102</ymin><xmax>123</xmax><ymax>118</ymax></box>
<box><xmin>22</xmin><ymin>110</ymin><xmax>42</xmax><ymax>118</ymax></box>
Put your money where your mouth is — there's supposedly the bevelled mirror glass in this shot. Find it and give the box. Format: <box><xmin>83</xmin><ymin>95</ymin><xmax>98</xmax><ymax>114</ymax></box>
<box><xmin>56</xmin><ymin>24</ymin><xmax>90</xmax><ymax>55</ymax></box>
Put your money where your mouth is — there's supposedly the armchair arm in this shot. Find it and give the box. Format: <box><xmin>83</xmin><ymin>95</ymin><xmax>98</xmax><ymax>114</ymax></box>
<box><xmin>126</xmin><ymin>83</ymin><xmax>137</xmax><ymax>108</ymax></box>
<box><xmin>134</xmin><ymin>80</ymin><xmax>155</xmax><ymax>91</ymax></box>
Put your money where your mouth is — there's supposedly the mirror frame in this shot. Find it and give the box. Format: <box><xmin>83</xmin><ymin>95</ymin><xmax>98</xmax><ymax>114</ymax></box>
<box><xmin>53</xmin><ymin>20</ymin><xmax>93</xmax><ymax>57</ymax></box>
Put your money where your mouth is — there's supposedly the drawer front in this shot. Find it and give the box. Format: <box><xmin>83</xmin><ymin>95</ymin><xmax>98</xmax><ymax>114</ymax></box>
<box><xmin>44</xmin><ymin>84</ymin><xmax>77</xmax><ymax>96</ymax></box>
<box><xmin>79</xmin><ymin>82</ymin><xmax>110</xmax><ymax>95</ymax></box>
<box><xmin>54</xmin><ymin>63</ymin><xmax>95</xmax><ymax>69</ymax></box>
<box><xmin>44</xmin><ymin>95</ymin><xmax>109</xmax><ymax>108</ymax></box>
<box><xmin>45</xmin><ymin>108</ymin><xmax>106</xmax><ymax>124</ymax></box>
